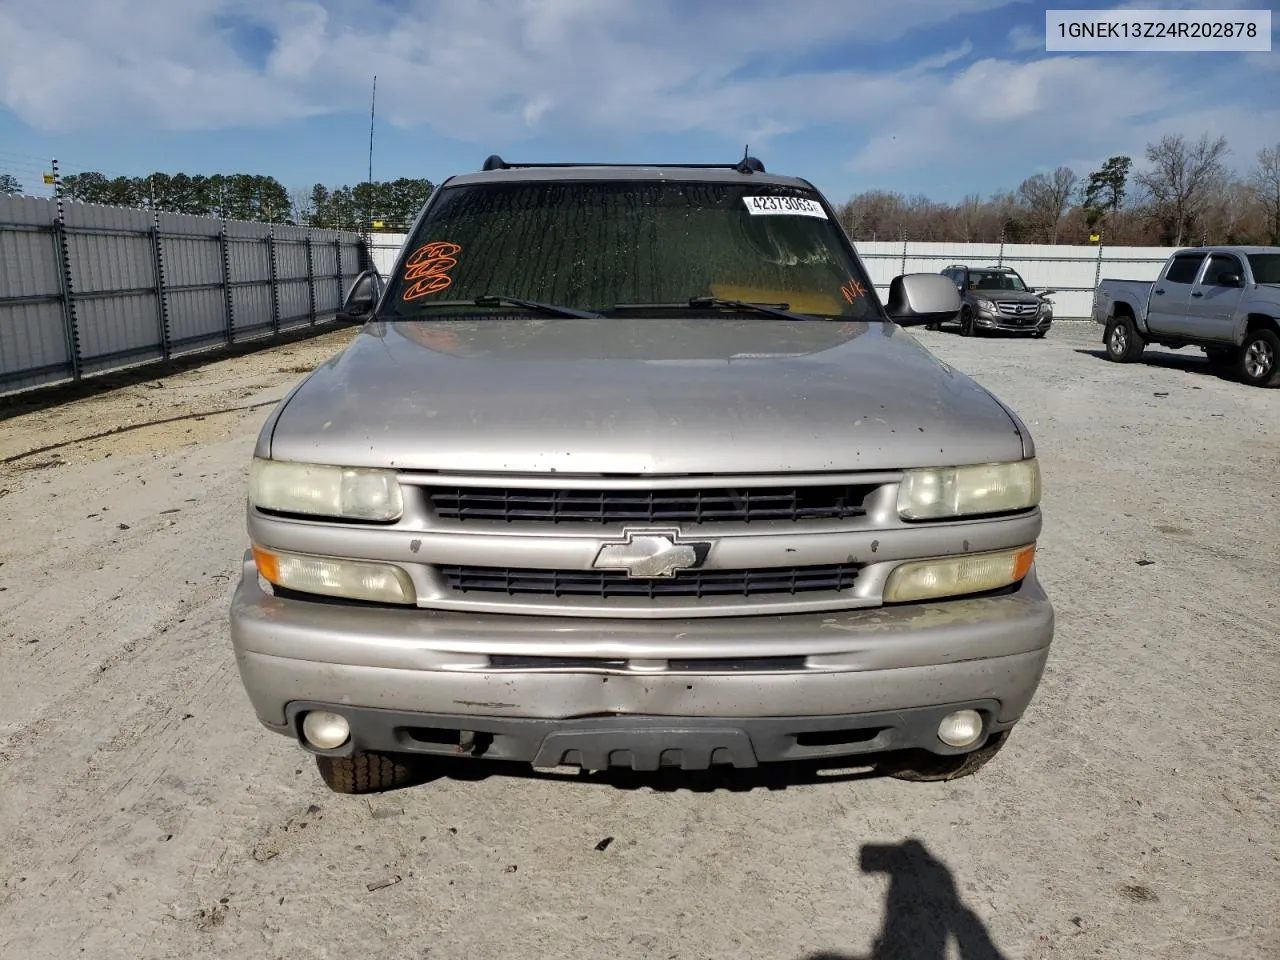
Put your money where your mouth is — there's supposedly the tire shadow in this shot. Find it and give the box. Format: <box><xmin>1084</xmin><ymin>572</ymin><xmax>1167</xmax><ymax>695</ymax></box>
<box><xmin>1072</xmin><ymin>347</ymin><xmax>1240</xmax><ymax>383</ymax></box>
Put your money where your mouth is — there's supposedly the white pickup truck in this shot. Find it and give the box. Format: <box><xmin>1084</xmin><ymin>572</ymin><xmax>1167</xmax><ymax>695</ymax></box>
<box><xmin>1093</xmin><ymin>245</ymin><xmax>1280</xmax><ymax>387</ymax></box>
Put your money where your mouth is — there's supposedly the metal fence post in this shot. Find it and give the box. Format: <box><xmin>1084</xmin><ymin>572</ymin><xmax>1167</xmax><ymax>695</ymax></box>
<box><xmin>335</xmin><ymin>237</ymin><xmax>344</xmax><ymax>312</ymax></box>
<box><xmin>900</xmin><ymin>233</ymin><xmax>907</xmax><ymax>277</ymax></box>
<box><xmin>1090</xmin><ymin>229</ymin><xmax>1105</xmax><ymax>320</ymax></box>
<box><xmin>220</xmin><ymin>221</ymin><xmax>235</xmax><ymax>344</ymax></box>
<box><xmin>50</xmin><ymin>157</ymin><xmax>82</xmax><ymax>383</ymax></box>
<box><xmin>267</xmin><ymin>229</ymin><xmax>280</xmax><ymax>334</ymax></box>
<box><xmin>151</xmin><ymin>212</ymin><xmax>171</xmax><ymax>360</ymax></box>
<box><xmin>306</xmin><ymin>233</ymin><xmax>317</xmax><ymax>324</ymax></box>
<box><xmin>997</xmin><ymin>227</ymin><xmax>1006</xmax><ymax>267</ymax></box>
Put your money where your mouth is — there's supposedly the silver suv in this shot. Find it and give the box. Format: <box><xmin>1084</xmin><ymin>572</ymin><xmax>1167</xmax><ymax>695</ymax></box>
<box><xmin>230</xmin><ymin>156</ymin><xmax>1054</xmax><ymax>793</ymax></box>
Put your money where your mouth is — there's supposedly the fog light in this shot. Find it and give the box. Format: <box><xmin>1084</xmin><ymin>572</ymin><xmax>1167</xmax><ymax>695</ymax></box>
<box><xmin>302</xmin><ymin>710</ymin><xmax>350</xmax><ymax>750</ymax></box>
<box><xmin>937</xmin><ymin>710</ymin><xmax>983</xmax><ymax>748</ymax></box>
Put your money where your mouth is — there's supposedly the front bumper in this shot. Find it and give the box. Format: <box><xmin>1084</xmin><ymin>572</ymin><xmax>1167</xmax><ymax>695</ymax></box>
<box><xmin>975</xmin><ymin>313</ymin><xmax>1051</xmax><ymax>333</ymax></box>
<box><xmin>229</xmin><ymin>554</ymin><xmax>1054</xmax><ymax>768</ymax></box>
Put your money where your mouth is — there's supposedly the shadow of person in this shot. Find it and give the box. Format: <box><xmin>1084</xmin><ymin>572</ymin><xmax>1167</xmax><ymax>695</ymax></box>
<box><xmin>806</xmin><ymin>838</ymin><xmax>1009</xmax><ymax>960</ymax></box>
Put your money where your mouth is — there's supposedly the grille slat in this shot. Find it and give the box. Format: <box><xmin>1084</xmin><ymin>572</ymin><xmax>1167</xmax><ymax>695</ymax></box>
<box><xmin>439</xmin><ymin>563</ymin><xmax>859</xmax><ymax>599</ymax></box>
<box><xmin>427</xmin><ymin>485</ymin><xmax>874</xmax><ymax>524</ymax></box>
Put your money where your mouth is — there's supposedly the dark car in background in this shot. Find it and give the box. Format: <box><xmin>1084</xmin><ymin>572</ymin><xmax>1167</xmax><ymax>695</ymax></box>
<box><xmin>930</xmin><ymin>264</ymin><xmax>1054</xmax><ymax>338</ymax></box>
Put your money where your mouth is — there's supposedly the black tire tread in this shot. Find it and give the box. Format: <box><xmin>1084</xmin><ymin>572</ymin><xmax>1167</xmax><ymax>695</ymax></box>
<box><xmin>316</xmin><ymin>750</ymin><xmax>423</xmax><ymax>794</ymax></box>
<box><xmin>884</xmin><ymin>730</ymin><xmax>1010</xmax><ymax>782</ymax></box>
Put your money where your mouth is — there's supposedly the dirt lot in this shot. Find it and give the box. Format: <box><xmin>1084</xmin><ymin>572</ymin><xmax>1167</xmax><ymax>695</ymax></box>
<box><xmin>1</xmin><ymin>321</ymin><xmax>1277</xmax><ymax>960</ymax></box>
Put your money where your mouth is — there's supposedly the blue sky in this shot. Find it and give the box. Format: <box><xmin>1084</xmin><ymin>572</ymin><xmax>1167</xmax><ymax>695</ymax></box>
<box><xmin>0</xmin><ymin>0</ymin><xmax>1276</xmax><ymax>205</ymax></box>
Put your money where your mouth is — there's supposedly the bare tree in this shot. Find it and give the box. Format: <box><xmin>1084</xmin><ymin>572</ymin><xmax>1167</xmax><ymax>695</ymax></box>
<box><xmin>1134</xmin><ymin>133</ymin><xmax>1229</xmax><ymax>247</ymax></box>
<box><xmin>1016</xmin><ymin>166</ymin><xmax>1078</xmax><ymax>243</ymax></box>
<box><xmin>1251</xmin><ymin>143</ymin><xmax>1280</xmax><ymax>245</ymax></box>
<box><xmin>290</xmin><ymin>188</ymin><xmax>316</xmax><ymax>226</ymax></box>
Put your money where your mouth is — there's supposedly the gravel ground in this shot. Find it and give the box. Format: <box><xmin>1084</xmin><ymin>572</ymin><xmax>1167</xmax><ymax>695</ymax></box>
<box><xmin>0</xmin><ymin>320</ymin><xmax>1276</xmax><ymax>960</ymax></box>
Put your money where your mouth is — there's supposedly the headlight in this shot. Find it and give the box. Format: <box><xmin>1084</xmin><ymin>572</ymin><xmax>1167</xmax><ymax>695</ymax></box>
<box><xmin>249</xmin><ymin>457</ymin><xmax>403</xmax><ymax>521</ymax></box>
<box><xmin>253</xmin><ymin>546</ymin><xmax>416</xmax><ymax>604</ymax></box>
<box><xmin>975</xmin><ymin>298</ymin><xmax>996</xmax><ymax>312</ymax></box>
<box><xmin>884</xmin><ymin>544</ymin><xmax>1035</xmax><ymax>603</ymax></box>
<box><xmin>897</xmin><ymin>458</ymin><xmax>1040</xmax><ymax>520</ymax></box>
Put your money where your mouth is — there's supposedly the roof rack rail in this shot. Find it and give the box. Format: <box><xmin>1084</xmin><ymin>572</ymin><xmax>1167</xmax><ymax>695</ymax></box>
<box><xmin>481</xmin><ymin>155</ymin><xmax>766</xmax><ymax>174</ymax></box>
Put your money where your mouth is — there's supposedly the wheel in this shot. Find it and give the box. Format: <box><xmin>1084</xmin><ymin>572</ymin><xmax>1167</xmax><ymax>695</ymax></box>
<box><xmin>315</xmin><ymin>749</ymin><xmax>428</xmax><ymax>794</ymax></box>
<box><xmin>959</xmin><ymin>307</ymin><xmax>975</xmax><ymax>337</ymax></box>
<box><xmin>1238</xmin><ymin>328</ymin><xmax>1280</xmax><ymax>387</ymax></box>
<box><xmin>883</xmin><ymin>730</ymin><xmax>1010</xmax><ymax>782</ymax></box>
<box><xmin>1104</xmin><ymin>315</ymin><xmax>1145</xmax><ymax>362</ymax></box>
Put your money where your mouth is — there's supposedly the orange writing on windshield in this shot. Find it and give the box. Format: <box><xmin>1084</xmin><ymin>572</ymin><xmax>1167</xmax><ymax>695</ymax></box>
<box><xmin>840</xmin><ymin>278</ymin><xmax>866</xmax><ymax>303</ymax></box>
<box><xmin>403</xmin><ymin>241</ymin><xmax>461</xmax><ymax>300</ymax></box>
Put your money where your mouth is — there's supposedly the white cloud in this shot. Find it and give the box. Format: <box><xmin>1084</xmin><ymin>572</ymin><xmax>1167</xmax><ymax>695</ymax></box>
<box><xmin>1006</xmin><ymin>24</ymin><xmax>1042</xmax><ymax>53</ymax></box>
<box><xmin>843</xmin><ymin>51</ymin><xmax>1280</xmax><ymax>185</ymax></box>
<box><xmin>0</xmin><ymin>0</ymin><xmax>1273</xmax><ymax>193</ymax></box>
<box><xmin>0</xmin><ymin>0</ymin><xmax>1016</xmax><ymax>136</ymax></box>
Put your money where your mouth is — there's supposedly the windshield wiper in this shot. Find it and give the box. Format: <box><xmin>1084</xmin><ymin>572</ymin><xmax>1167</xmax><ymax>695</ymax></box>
<box><xmin>611</xmin><ymin>298</ymin><xmax>825</xmax><ymax>321</ymax></box>
<box><xmin>399</xmin><ymin>296</ymin><xmax>602</xmax><ymax>319</ymax></box>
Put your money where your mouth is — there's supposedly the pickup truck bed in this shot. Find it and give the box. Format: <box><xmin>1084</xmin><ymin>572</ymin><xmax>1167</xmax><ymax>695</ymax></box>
<box><xmin>1093</xmin><ymin>246</ymin><xmax>1280</xmax><ymax>387</ymax></box>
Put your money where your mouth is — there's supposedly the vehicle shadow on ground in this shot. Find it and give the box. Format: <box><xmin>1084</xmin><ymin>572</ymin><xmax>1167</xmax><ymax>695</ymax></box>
<box><xmin>804</xmin><ymin>838</ymin><xmax>1010</xmax><ymax>960</ymax></box>
<box><xmin>404</xmin><ymin>752</ymin><xmax>903</xmax><ymax>793</ymax></box>
<box><xmin>1073</xmin><ymin>347</ymin><xmax>1239</xmax><ymax>383</ymax></box>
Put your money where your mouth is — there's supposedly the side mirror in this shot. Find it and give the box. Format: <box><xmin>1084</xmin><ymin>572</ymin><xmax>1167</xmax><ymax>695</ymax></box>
<box><xmin>885</xmin><ymin>273</ymin><xmax>962</xmax><ymax>327</ymax></box>
<box><xmin>338</xmin><ymin>270</ymin><xmax>383</xmax><ymax>320</ymax></box>
<box><xmin>1217</xmin><ymin>273</ymin><xmax>1241</xmax><ymax>287</ymax></box>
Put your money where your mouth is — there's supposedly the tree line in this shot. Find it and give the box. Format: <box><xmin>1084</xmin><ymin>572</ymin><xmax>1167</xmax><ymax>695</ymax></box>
<box><xmin>837</xmin><ymin>134</ymin><xmax>1280</xmax><ymax>247</ymax></box>
<box><xmin>0</xmin><ymin>169</ymin><xmax>434</xmax><ymax>232</ymax></box>
<box><xmin>3</xmin><ymin>132</ymin><xmax>1278</xmax><ymax>246</ymax></box>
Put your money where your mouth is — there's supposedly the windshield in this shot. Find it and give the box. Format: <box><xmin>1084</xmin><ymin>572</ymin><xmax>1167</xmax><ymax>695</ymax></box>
<box><xmin>380</xmin><ymin>179</ymin><xmax>882</xmax><ymax>319</ymax></box>
<box><xmin>1247</xmin><ymin>254</ymin><xmax>1280</xmax><ymax>284</ymax></box>
<box><xmin>967</xmin><ymin>270</ymin><xmax>1028</xmax><ymax>292</ymax></box>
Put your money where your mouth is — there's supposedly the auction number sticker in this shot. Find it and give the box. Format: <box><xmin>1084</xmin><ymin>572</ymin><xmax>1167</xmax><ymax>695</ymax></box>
<box><xmin>743</xmin><ymin>196</ymin><xmax>828</xmax><ymax>218</ymax></box>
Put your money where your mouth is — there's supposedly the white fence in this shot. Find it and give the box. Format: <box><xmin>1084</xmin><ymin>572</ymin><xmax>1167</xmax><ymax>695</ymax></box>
<box><xmin>367</xmin><ymin>234</ymin><xmax>1175</xmax><ymax>320</ymax></box>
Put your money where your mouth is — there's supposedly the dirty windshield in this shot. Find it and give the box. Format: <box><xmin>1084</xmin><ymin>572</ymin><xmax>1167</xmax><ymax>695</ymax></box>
<box><xmin>381</xmin><ymin>179</ymin><xmax>881</xmax><ymax>319</ymax></box>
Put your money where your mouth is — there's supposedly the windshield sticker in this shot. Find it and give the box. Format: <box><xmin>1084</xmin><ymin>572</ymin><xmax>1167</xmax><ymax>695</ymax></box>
<box><xmin>742</xmin><ymin>196</ymin><xmax>828</xmax><ymax>218</ymax></box>
<box><xmin>840</xmin><ymin>278</ymin><xmax>867</xmax><ymax>303</ymax></box>
<box><xmin>402</xmin><ymin>241</ymin><xmax>461</xmax><ymax>300</ymax></box>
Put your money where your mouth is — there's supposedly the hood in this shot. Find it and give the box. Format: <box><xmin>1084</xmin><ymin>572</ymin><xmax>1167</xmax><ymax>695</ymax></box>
<box><xmin>972</xmin><ymin>289</ymin><xmax>1042</xmax><ymax>302</ymax></box>
<box><xmin>265</xmin><ymin>316</ymin><xmax>1026</xmax><ymax>474</ymax></box>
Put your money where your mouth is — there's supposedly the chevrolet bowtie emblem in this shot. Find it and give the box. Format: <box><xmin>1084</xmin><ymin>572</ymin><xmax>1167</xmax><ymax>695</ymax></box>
<box><xmin>592</xmin><ymin>529</ymin><xmax>712</xmax><ymax>578</ymax></box>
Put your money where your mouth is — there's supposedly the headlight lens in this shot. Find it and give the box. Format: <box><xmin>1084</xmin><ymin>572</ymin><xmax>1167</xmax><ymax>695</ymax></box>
<box><xmin>253</xmin><ymin>546</ymin><xmax>416</xmax><ymax>604</ymax></box>
<box><xmin>975</xmin><ymin>298</ymin><xmax>996</xmax><ymax>312</ymax></box>
<box><xmin>884</xmin><ymin>544</ymin><xmax>1035</xmax><ymax>603</ymax></box>
<box><xmin>249</xmin><ymin>457</ymin><xmax>403</xmax><ymax>521</ymax></box>
<box><xmin>897</xmin><ymin>458</ymin><xmax>1040</xmax><ymax>520</ymax></box>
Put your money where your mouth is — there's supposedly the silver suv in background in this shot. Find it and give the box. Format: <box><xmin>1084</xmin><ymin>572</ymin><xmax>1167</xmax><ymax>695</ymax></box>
<box><xmin>931</xmin><ymin>264</ymin><xmax>1054</xmax><ymax>338</ymax></box>
<box><xmin>230</xmin><ymin>156</ymin><xmax>1054</xmax><ymax>794</ymax></box>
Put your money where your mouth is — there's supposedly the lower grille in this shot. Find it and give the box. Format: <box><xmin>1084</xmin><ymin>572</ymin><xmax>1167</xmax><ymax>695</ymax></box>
<box><xmin>439</xmin><ymin>563</ymin><xmax>859</xmax><ymax>599</ymax></box>
<box><xmin>425</xmin><ymin>484</ymin><xmax>875</xmax><ymax>524</ymax></box>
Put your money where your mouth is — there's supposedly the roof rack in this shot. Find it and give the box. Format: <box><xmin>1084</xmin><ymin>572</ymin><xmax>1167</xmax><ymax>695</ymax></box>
<box><xmin>481</xmin><ymin>155</ymin><xmax>766</xmax><ymax>174</ymax></box>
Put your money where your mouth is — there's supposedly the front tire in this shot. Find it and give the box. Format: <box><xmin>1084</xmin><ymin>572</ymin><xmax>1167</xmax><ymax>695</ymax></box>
<box><xmin>1104</xmin><ymin>315</ymin><xmax>1145</xmax><ymax>362</ymax></box>
<box><xmin>316</xmin><ymin>750</ymin><xmax>428</xmax><ymax>794</ymax></box>
<box><xmin>1238</xmin><ymin>328</ymin><xmax>1280</xmax><ymax>387</ymax></box>
<box><xmin>884</xmin><ymin>730</ymin><xmax>1010</xmax><ymax>782</ymax></box>
<box><xmin>959</xmin><ymin>307</ymin><xmax>975</xmax><ymax>337</ymax></box>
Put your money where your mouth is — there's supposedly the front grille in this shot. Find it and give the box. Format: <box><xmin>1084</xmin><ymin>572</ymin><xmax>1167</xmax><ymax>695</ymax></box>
<box><xmin>439</xmin><ymin>563</ymin><xmax>859</xmax><ymax>599</ymax></box>
<box><xmin>996</xmin><ymin>301</ymin><xmax>1038</xmax><ymax>320</ymax></box>
<box><xmin>426</xmin><ymin>484</ymin><xmax>875</xmax><ymax>524</ymax></box>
